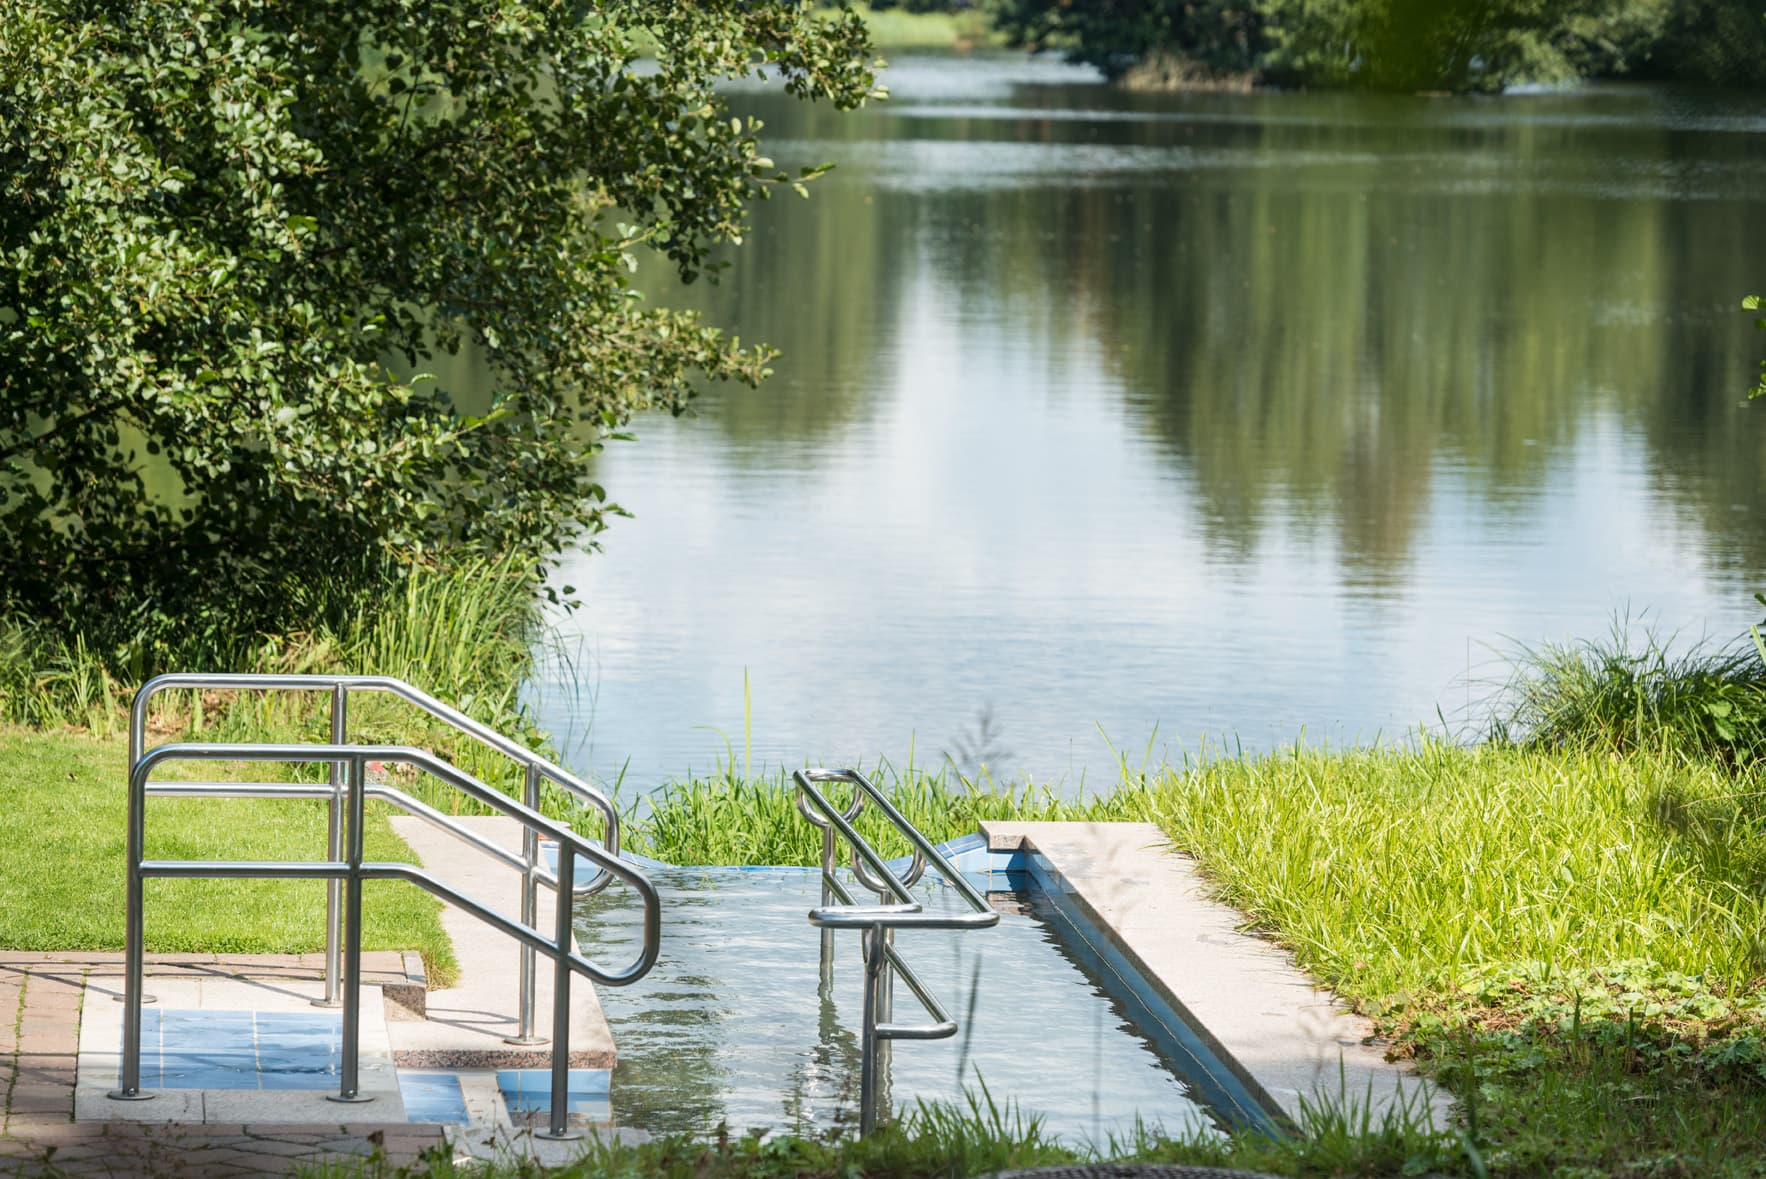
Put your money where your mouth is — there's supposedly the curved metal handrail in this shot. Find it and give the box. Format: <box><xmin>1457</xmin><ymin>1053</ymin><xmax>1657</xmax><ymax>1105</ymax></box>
<box><xmin>142</xmin><ymin>759</ymin><xmax>637</xmax><ymax>922</ymax></box>
<box><xmin>130</xmin><ymin>672</ymin><xmax>619</xmax><ymax>1035</ymax></box>
<box><xmin>115</xmin><ymin>740</ymin><xmax>660</xmax><ymax>1141</ymax></box>
<box><xmin>129</xmin><ymin>673</ymin><xmax>619</xmax><ymax>872</ymax></box>
<box><xmin>792</xmin><ymin>767</ymin><xmax>999</xmax><ymax>1135</ymax></box>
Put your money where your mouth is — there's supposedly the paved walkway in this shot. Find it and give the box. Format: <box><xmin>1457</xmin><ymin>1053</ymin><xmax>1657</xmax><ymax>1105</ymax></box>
<box><xmin>0</xmin><ymin>952</ymin><xmax>444</xmax><ymax>1177</ymax></box>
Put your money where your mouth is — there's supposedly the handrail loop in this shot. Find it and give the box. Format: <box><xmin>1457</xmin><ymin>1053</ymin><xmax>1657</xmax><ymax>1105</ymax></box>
<box><xmin>128</xmin><ymin>672</ymin><xmax>618</xmax><ymax>1036</ymax></box>
<box><xmin>110</xmin><ymin>736</ymin><xmax>660</xmax><ymax>1141</ymax></box>
<box><xmin>792</xmin><ymin>768</ymin><xmax>998</xmax><ymax>1136</ymax></box>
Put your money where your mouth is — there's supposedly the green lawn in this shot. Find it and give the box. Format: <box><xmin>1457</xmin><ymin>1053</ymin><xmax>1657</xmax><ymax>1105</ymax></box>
<box><xmin>0</xmin><ymin>728</ymin><xmax>456</xmax><ymax>983</ymax></box>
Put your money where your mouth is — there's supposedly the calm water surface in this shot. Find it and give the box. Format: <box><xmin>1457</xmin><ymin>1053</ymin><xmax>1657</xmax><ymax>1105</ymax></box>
<box><xmin>577</xmin><ymin>868</ymin><xmax>1218</xmax><ymax>1142</ymax></box>
<box><xmin>529</xmin><ymin>55</ymin><xmax>1766</xmax><ymax>792</ymax></box>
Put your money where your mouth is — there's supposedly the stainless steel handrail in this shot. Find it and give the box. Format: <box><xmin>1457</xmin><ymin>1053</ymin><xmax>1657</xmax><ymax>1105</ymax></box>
<box><xmin>109</xmin><ymin>739</ymin><xmax>661</xmax><ymax>1141</ymax></box>
<box><xmin>792</xmin><ymin>768</ymin><xmax>999</xmax><ymax>1135</ymax></box>
<box><xmin>130</xmin><ymin>672</ymin><xmax>615</xmax><ymax>1039</ymax></box>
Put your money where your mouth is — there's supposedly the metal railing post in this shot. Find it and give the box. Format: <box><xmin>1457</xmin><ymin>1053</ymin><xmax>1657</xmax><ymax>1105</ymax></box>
<box><xmin>109</xmin><ymin>757</ymin><xmax>155</xmax><ymax>1101</ymax></box>
<box><xmin>859</xmin><ymin>923</ymin><xmax>887</xmax><ymax>1136</ymax></box>
<box><xmin>316</xmin><ymin>684</ymin><xmax>347</xmax><ymax>1008</ymax></box>
<box><xmin>328</xmin><ymin>754</ymin><xmax>373</xmax><ymax>1104</ymax></box>
<box><xmin>536</xmin><ymin>846</ymin><xmax>580</xmax><ymax>1141</ymax></box>
<box><xmin>511</xmin><ymin>763</ymin><xmax>543</xmax><ymax>1044</ymax></box>
<box><xmin>819</xmin><ymin>825</ymin><xmax>837</xmax><ymax>987</ymax></box>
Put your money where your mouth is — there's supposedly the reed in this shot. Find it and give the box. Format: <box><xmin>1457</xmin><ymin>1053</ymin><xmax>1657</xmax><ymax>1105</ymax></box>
<box><xmin>625</xmin><ymin>760</ymin><xmax>1111</xmax><ymax>866</ymax></box>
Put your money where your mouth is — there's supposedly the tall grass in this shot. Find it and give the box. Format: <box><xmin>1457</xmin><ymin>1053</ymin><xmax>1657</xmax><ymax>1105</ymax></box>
<box><xmin>294</xmin><ymin>1081</ymin><xmax>1458</xmax><ymax>1179</ymax></box>
<box><xmin>626</xmin><ymin>760</ymin><xmax>1109</xmax><ymax>865</ymax></box>
<box><xmin>1141</xmin><ymin>741</ymin><xmax>1766</xmax><ymax>996</ymax></box>
<box><xmin>0</xmin><ymin>555</ymin><xmax>561</xmax><ymax>814</ymax></box>
<box><xmin>1494</xmin><ymin>616</ymin><xmax>1766</xmax><ymax>764</ymax></box>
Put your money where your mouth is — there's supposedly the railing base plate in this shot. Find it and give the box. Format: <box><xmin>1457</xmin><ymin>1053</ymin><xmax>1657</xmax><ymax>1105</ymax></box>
<box><xmin>324</xmin><ymin>1093</ymin><xmax>377</xmax><ymax>1104</ymax></box>
<box><xmin>106</xmin><ymin>1090</ymin><xmax>158</xmax><ymax>1102</ymax></box>
<box><xmin>533</xmin><ymin>1130</ymin><xmax>582</xmax><ymax>1142</ymax></box>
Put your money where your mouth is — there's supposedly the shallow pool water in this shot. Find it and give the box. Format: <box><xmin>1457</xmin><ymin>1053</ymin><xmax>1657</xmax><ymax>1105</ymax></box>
<box><xmin>574</xmin><ymin>867</ymin><xmax>1219</xmax><ymax>1144</ymax></box>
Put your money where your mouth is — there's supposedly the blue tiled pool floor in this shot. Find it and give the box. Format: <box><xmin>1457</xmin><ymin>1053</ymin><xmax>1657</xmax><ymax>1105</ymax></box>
<box><xmin>398</xmin><ymin>1072</ymin><xmax>471</xmax><ymax>1125</ymax></box>
<box><xmin>136</xmin><ymin>1009</ymin><xmax>345</xmax><ymax>1091</ymax></box>
<box><xmin>127</xmin><ymin>1009</ymin><xmax>587</xmax><ymax>1127</ymax></box>
<box><xmin>498</xmin><ymin>1068</ymin><xmax>613</xmax><ymax>1130</ymax></box>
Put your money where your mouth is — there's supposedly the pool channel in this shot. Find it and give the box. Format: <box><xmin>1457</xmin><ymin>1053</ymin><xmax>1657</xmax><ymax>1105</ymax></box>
<box><xmin>570</xmin><ymin>839</ymin><xmax>1278</xmax><ymax>1146</ymax></box>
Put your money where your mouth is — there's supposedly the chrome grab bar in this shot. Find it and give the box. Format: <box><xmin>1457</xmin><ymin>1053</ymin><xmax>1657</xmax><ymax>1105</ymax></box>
<box><xmin>129</xmin><ymin>672</ymin><xmax>616</xmax><ymax>1038</ymax></box>
<box><xmin>110</xmin><ymin>733</ymin><xmax>660</xmax><ymax>1141</ymax></box>
<box><xmin>793</xmin><ymin>768</ymin><xmax>999</xmax><ymax>1135</ymax></box>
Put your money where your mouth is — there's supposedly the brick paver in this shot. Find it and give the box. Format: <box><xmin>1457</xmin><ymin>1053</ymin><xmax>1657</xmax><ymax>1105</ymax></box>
<box><xmin>0</xmin><ymin>954</ymin><xmax>445</xmax><ymax>1178</ymax></box>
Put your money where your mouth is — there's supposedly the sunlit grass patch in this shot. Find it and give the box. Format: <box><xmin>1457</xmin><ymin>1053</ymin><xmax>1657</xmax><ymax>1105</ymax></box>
<box><xmin>0</xmin><ymin>727</ymin><xmax>456</xmax><ymax>982</ymax></box>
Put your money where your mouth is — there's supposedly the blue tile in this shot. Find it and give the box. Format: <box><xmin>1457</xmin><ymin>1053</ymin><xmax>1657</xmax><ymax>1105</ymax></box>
<box><xmin>255</xmin><ymin>1012</ymin><xmax>341</xmax><ymax>1034</ymax></box>
<box><xmin>495</xmin><ymin>1068</ymin><xmax>611</xmax><ymax>1110</ymax></box>
<box><xmin>159</xmin><ymin>1059</ymin><xmax>261</xmax><ymax>1090</ymax></box>
<box><xmin>399</xmin><ymin>1074</ymin><xmax>470</xmax><ymax>1125</ymax></box>
<box><xmin>257</xmin><ymin>1037</ymin><xmax>341</xmax><ymax>1058</ymax></box>
<box><xmin>160</xmin><ymin>1050</ymin><xmax>257</xmax><ymax>1070</ymax></box>
<box><xmin>260</xmin><ymin>1068</ymin><xmax>341</xmax><ymax>1091</ymax></box>
<box><xmin>161</xmin><ymin>1010</ymin><xmax>254</xmax><ymax>1036</ymax></box>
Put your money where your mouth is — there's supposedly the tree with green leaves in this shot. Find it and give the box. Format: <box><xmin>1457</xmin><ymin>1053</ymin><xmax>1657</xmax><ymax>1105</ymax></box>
<box><xmin>995</xmin><ymin>0</ymin><xmax>1736</xmax><ymax>92</ymax></box>
<box><xmin>0</xmin><ymin>1</ymin><xmax>876</xmax><ymax>663</ymax></box>
<box><xmin>994</xmin><ymin>0</ymin><xmax>1270</xmax><ymax>83</ymax></box>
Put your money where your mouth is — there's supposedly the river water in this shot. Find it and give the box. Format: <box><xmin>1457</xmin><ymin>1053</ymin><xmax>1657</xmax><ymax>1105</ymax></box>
<box><xmin>529</xmin><ymin>53</ymin><xmax>1766</xmax><ymax>794</ymax></box>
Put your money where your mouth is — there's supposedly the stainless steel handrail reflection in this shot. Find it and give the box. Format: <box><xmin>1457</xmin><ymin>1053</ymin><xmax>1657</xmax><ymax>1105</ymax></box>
<box><xmin>129</xmin><ymin>672</ymin><xmax>615</xmax><ymax>1039</ymax></box>
<box><xmin>792</xmin><ymin>768</ymin><xmax>999</xmax><ymax>1135</ymax></box>
<box><xmin>109</xmin><ymin>741</ymin><xmax>661</xmax><ymax>1141</ymax></box>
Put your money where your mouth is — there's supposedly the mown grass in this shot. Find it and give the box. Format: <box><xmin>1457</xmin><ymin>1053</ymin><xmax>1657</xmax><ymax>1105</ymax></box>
<box><xmin>0</xmin><ymin>727</ymin><xmax>457</xmax><ymax>982</ymax></box>
<box><xmin>628</xmin><ymin>740</ymin><xmax>1766</xmax><ymax>1175</ymax></box>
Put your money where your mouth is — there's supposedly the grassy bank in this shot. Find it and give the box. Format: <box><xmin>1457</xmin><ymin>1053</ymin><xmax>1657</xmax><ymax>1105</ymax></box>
<box><xmin>850</xmin><ymin>4</ymin><xmax>1003</xmax><ymax>51</ymax></box>
<box><xmin>0</xmin><ymin>728</ymin><xmax>457</xmax><ymax>981</ymax></box>
<box><xmin>627</xmin><ymin>742</ymin><xmax>1766</xmax><ymax>1175</ymax></box>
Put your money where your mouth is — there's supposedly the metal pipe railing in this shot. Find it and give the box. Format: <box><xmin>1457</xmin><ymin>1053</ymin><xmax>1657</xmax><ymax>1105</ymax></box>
<box><xmin>792</xmin><ymin>768</ymin><xmax>998</xmax><ymax>1135</ymax></box>
<box><xmin>129</xmin><ymin>672</ymin><xmax>621</xmax><ymax>1036</ymax></box>
<box><xmin>109</xmin><ymin>740</ymin><xmax>660</xmax><ymax>1140</ymax></box>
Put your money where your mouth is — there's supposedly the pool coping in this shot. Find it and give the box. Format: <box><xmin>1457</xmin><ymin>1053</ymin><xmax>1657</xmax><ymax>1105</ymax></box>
<box><xmin>975</xmin><ymin>821</ymin><xmax>1451</xmax><ymax>1132</ymax></box>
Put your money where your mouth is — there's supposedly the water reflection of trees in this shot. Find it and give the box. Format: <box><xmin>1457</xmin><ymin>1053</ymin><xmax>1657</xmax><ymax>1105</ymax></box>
<box><xmin>917</xmin><ymin>102</ymin><xmax>1766</xmax><ymax>581</ymax></box>
<box><xmin>646</xmin><ymin>82</ymin><xmax>1766</xmax><ymax>581</ymax></box>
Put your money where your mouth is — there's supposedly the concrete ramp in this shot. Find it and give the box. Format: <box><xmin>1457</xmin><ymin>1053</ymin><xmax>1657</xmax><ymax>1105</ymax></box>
<box><xmin>388</xmin><ymin>815</ymin><xmax>615</xmax><ymax>1070</ymax></box>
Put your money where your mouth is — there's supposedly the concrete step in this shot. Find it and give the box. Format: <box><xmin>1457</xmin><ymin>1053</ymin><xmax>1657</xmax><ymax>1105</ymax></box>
<box><xmin>387</xmin><ymin>815</ymin><xmax>616</xmax><ymax>1070</ymax></box>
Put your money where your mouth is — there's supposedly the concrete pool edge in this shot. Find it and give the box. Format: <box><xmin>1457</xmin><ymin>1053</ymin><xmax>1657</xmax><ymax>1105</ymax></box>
<box><xmin>975</xmin><ymin>821</ymin><xmax>1452</xmax><ymax>1133</ymax></box>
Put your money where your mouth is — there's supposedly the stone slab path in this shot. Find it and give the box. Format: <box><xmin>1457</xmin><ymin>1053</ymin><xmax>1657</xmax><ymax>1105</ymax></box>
<box><xmin>0</xmin><ymin>952</ymin><xmax>443</xmax><ymax>1177</ymax></box>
